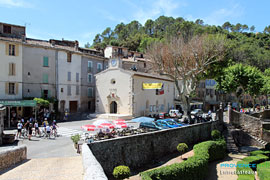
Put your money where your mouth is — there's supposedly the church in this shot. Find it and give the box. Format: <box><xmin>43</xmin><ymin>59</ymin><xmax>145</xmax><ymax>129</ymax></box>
<box><xmin>95</xmin><ymin>58</ymin><xmax>176</xmax><ymax>117</ymax></box>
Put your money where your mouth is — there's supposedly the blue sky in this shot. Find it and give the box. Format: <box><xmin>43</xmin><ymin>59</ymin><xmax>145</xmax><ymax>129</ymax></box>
<box><xmin>0</xmin><ymin>0</ymin><xmax>269</xmax><ymax>47</ymax></box>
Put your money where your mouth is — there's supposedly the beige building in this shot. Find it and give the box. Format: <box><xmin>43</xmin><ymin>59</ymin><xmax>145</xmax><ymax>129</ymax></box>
<box><xmin>95</xmin><ymin>58</ymin><xmax>175</xmax><ymax>117</ymax></box>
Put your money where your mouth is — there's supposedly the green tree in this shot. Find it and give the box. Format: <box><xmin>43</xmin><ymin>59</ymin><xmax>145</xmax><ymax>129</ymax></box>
<box><xmin>264</xmin><ymin>25</ymin><xmax>270</xmax><ymax>34</ymax></box>
<box><xmin>216</xmin><ymin>64</ymin><xmax>264</xmax><ymax>109</ymax></box>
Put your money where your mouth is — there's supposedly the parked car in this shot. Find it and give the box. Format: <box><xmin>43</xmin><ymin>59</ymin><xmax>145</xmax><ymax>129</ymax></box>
<box><xmin>156</xmin><ymin>119</ymin><xmax>182</xmax><ymax>128</ymax></box>
<box><xmin>158</xmin><ymin>112</ymin><xmax>170</xmax><ymax>119</ymax></box>
<box><xmin>190</xmin><ymin>109</ymin><xmax>203</xmax><ymax>116</ymax></box>
<box><xmin>139</xmin><ymin>121</ymin><xmax>169</xmax><ymax>130</ymax></box>
<box><xmin>169</xmin><ymin>109</ymin><xmax>183</xmax><ymax>118</ymax></box>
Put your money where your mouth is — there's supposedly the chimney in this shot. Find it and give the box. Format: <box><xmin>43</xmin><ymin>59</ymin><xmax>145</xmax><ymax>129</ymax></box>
<box><xmin>21</xmin><ymin>35</ymin><xmax>26</xmax><ymax>42</ymax></box>
<box><xmin>75</xmin><ymin>40</ymin><xmax>79</xmax><ymax>51</ymax></box>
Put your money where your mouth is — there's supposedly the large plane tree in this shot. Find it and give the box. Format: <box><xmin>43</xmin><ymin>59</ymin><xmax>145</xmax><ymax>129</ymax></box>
<box><xmin>146</xmin><ymin>34</ymin><xmax>226</xmax><ymax>114</ymax></box>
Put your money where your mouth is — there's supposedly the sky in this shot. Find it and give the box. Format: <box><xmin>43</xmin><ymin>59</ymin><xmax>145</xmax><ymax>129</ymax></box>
<box><xmin>0</xmin><ymin>0</ymin><xmax>269</xmax><ymax>47</ymax></box>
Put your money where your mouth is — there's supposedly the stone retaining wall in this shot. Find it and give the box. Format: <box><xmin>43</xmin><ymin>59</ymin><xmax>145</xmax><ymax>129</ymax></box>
<box><xmin>0</xmin><ymin>145</ymin><xmax>27</xmax><ymax>171</ymax></box>
<box><xmin>230</xmin><ymin>110</ymin><xmax>262</xmax><ymax>138</ymax></box>
<box><xmin>88</xmin><ymin>120</ymin><xmax>223</xmax><ymax>176</ymax></box>
<box><xmin>82</xmin><ymin>144</ymin><xmax>107</xmax><ymax>180</ymax></box>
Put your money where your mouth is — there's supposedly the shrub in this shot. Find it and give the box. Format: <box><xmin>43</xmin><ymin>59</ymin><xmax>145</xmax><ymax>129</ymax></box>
<box><xmin>257</xmin><ymin>161</ymin><xmax>270</xmax><ymax>180</ymax></box>
<box><xmin>71</xmin><ymin>134</ymin><xmax>80</xmax><ymax>144</ymax></box>
<box><xmin>236</xmin><ymin>154</ymin><xmax>269</xmax><ymax>180</ymax></box>
<box><xmin>250</xmin><ymin>150</ymin><xmax>270</xmax><ymax>157</ymax></box>
<box><xmin>211</xmin><ymin>130</ymin><xmax>221</xmax><ymax>140</ymax></box>
<box><xmin>236</xmin><ymin>160</ymin><xmax>255</xmax><ymax>180</ymax></box>
<box><xmin>177</xmin><ymin>143</ymin><xmax>188</xmax><ymax>158</ymax></box>
<box><xmin>113</xmin><ymin>165</ymin><xmax>131</xmax><ymax>180</ymax></box>
<box><xmin>141</xmin><ymin>140</ymin><xmax>226</xmax><ymax>180</ymax></box>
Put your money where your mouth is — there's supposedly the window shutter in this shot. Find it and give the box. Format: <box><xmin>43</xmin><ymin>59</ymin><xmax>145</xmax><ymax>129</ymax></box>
<box><xmin>15</xmin><ymin>45</ymin><xmax>19</xmax><ymax>56</ymax></box>
<box><xmin>13</xmin><ymin>63</ymin><xmax>16</xmax><ymax>75</ymax></box>
<box><xmin>5</xmin><ymin>82</ymin><xmax>9</xmax><ymax>94</ymax></box>
<box><xmin>15</xmin><ymin>83</ymin><xmax>18</xmax><ymax>94</ymax></box>
<box><xmin>5</xmin><ymin>43</ymin><xmax>9</xmax><ymax>55</ymax></box>
<box><xmin>48</xmin><ymin>90</ymin><xmax>51</xmax><ymax>98</ymax></box>
<box><xmin>41</xmin><ymin>90</ymin><xmax>44</xmax><ymax>98</ymax></box>
<box><xmin>9</xmin><ymin>63</ymin><xmax>12</xmax><ymax>75</ymax></box>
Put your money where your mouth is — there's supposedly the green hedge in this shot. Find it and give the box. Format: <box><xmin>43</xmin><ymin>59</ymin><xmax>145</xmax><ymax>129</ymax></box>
<box><xmin>236</xmin><ymin>160</ymin><xmax>255</xmax><ymax>180</ymax></box>
<box><xmin>141</xmin><ymin>140</ymin><xmax>226</xmax><ymax>180</ymax></box>
<box><xmin>237</xmin><ymin>154</ymin><xmax>269</xmax><ymax>180</ymax></box>
<box><xmin>257</xmin><ymin>161</ymin><xmax>270</xmax><ymax>180</ymax></box>
<box><xmin>242</xmin><ymin>154</ymin><xmax>269</xmax><ymax>165</ymax></box>
<box><xmin>249</xmin><ymin>150</ymin><xmax>270</xmax><ymax>157</ymax></box>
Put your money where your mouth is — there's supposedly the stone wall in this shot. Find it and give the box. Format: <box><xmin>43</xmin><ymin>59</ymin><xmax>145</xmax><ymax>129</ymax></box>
<box><xmin>0</xmin><ymin>145</ymin><xmax>27</xmax><ymax>171</ymax></box>
<box><xmin>230</xmin><ymin>110</ymin><xmax>262</xmax><ymax>138</ymax></box>
<box><xmin>82</xmin><ymin>144</ymin><xmax>107</xmax><ymax>180</ymax></box>
<box><xmin>88</xmin><ymin>120</ymin><xmax>223</xmax><ymax>176</ymax></box>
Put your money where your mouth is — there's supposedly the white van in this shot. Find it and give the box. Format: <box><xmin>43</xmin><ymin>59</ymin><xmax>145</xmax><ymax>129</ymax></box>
<box><xmin>169</xmin><ymin>109</ymin><xmax>182</xmax><ymax>118</ymax></box>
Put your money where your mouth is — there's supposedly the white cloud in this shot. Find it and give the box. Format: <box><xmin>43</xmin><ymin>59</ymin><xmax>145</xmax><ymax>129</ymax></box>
<box><xmin>203</xmin><ymin>4</ymin><xmax>244</xmax><ymax>25</ymax></box>
<box><xmin>0</xmin><ymin>0</ymin><xmax>33</xmax><ymax>8</ymax></box>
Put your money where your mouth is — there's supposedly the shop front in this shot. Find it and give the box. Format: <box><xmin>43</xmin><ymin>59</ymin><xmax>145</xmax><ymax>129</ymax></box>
<box><xmin>0</xmin><ymin>100</ymin><xmax>37</xmax><ymax>128</ymax></box>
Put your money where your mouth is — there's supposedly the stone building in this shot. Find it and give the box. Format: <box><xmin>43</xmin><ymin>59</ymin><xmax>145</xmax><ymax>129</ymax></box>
<box><xmin>0</xmin><ymin>22</ymin><xmax>108</xmax><ymax>121</ymax></box>
<box><xmin>95</xmin><ymin>58</ymin><xmax>175</xmax><ymax>117</ymax></box>
<box><xmin>80</xmin><ymin>51</ymin><xmax>108</xmax><ymax>112</ymax></box>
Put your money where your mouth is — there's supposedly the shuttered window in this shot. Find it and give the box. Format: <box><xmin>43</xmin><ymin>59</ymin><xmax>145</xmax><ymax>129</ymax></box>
<box><xmin>9</xmin><ymin>44</ymin><xmax>15</xmax><ymax>56</ymax></box>
<box><xmin>97</xmin><ymin>63</ymin><xmax>103</xmax><ymax>72</ymax></box>
<box><xmin>43</xmin><ymin>56</ymin><xmax>49</xmax><ymax>67</ymax></box>
<box><xmin>43</xmin><ymin>74</ymin><xmax>49</xmax><ymax>83</ymax></box>
<box><xmin>68</xmin><ymin>72</ymin><xmax>71</xmax><ymax>81</ymax></box>
<box><xmin>67</xmin><ymin>85</ymin><xmax>71</xmax><ymax>96</ymax></box>
<box><xmin>67</xmin><ymin>52</ymin><xmax>72</xmax><ymax>62</ymax></box>
<box><xmin>88</xmin><ymin>73</ymin><xmax>92</xmax><ymax>83</ymax></box>
<box><xmin>9</xmin><ymin>63</ymin><xmax>16</xmax><ymax>76</ymax></box>
<box><xmin>8</xmin><ymin>83</ymin><xmax>15</xmax><ymax>94</ymax></box>
<box><xmin>88</xmin><ymin>87</ymin><xmax>93</xmax><ymax>97</ymax></box>
<box><xmin>76</xmin><ymin>73</ymin><xmax>79</xmax><ymax>82</ymax></box>
<box><xmin>76</xmin><ymin>85</ymin><xmax>79</xmax><ymax>95</ymax></box>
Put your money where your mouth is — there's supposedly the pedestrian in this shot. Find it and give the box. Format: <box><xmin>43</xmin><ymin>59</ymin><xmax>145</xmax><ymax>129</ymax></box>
<box><xmin>16</xmin><ymin>121</ymin><xmax>23</xmax><ymax>139</ymax></box>
<box><xmin>34</xmin><ymin>120</ymin><xmax>40</xmax><ymax>137</ymax></box>
<box><xmin>46</xmin><ymin>124</ymin><xmax>51</xmax><ymax>138</ymax></box>
<box><xmin>21</xmin><ymin>117</ymin><xmax>25</xmax><ymax>125</ymax></box>
<box><xmin>28</xmin><ymin>122</ymin><xmax>33</xmax><ymax>140</ymax></box>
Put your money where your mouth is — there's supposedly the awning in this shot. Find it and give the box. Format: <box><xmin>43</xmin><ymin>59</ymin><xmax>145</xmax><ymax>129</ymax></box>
<box><xmin>0</xmin><ymin>100</ymin><xmax>37</xmax><ymax>107</ymax></box>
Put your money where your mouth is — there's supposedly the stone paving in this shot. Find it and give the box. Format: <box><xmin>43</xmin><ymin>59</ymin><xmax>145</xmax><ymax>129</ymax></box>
<box><xmin>0</xmin><ymin>156</ymin><xmax>83</xmax><ymax>180</ymax></box>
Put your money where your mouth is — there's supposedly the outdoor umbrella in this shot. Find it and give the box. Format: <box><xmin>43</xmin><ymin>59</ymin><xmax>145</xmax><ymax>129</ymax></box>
<box><xmin>99</xmin><ymin>123</ymin><xmax>115</xmax><ymax>129</ymax></box>
<box><xmin>81</xmin><ymin>124</ymin><xmax>102</xmax><ymax>131</ymax></box>
<box><xmin>93</xmin><ymin>119</ymin><xmax>110</xmax><ymax>126</ymax></box>
<box><xmin>115</xmin><ymin>122</ymin><xmax>128</xmax><ymax>128</ymax></box>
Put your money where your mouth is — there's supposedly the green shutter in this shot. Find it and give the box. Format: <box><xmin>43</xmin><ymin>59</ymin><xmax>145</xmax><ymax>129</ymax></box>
<box><xmin>48</xmin><ymin>90</ymin><xmax>51</xmax><ymax>98</ymax></box>
<box><xmin>43</xmin><ymin>74</ymin><xmax>48</xmax><ymax>83</ymax></box>
<box><xmin>43</xmin><ymin>56</ymin><xmax>49</xmax><ymax>67</ymax></box>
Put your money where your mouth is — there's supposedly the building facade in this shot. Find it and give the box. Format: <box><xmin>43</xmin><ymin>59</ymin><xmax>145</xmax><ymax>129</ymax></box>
<box><xmin>95</xmin><ymin>58</ymin><xmax>175</xmax><ymax>117</ymax></box>
<box><xmin>22</xmin><ymin>43</ymin><xmax>57</xmax><ymax>99</ymax></box>
<box><xmin>81</xmin><ymin>55</ymin><xmax>108</xmax><ymax>112</ymax></box>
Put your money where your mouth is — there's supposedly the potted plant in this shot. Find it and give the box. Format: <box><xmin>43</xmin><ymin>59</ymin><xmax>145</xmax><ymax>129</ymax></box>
<box><xmin>71</xmin><ymin>134</ymin><xmax>81</xmax><ymax>149</ymax></box>
<box><xmin>177</xmin><ymin>143</ymin><xmax>188</xmax><ymax>160</ymax></box>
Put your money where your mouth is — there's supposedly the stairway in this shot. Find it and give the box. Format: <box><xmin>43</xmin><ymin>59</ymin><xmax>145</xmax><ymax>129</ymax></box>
<box><xmin>224</xmin><ymin>123</ymin><xmax>239</xmax><ymax>153</ymax></box>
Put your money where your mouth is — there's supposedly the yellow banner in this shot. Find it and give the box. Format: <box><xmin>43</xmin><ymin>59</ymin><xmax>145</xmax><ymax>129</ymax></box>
<box><xmin>142</xmin><ymin>83</ymin><xmax>163</xmax><ymax>89</ymax></box>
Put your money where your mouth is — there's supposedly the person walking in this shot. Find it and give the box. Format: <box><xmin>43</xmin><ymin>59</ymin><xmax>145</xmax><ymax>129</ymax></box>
<box><xmin>16</xmin><ymin>121</ymin><xmax>23</xmax><ymax>139</ymax></box>
<box><xmin>28</xmin><ymin>122</ymin><xmax>33</xmax><ymax>140</ymax></box>
<box><xmin>34</xmin><ymin>120</ymin><xmax>40</xmax><ymax>137</ymax></box>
